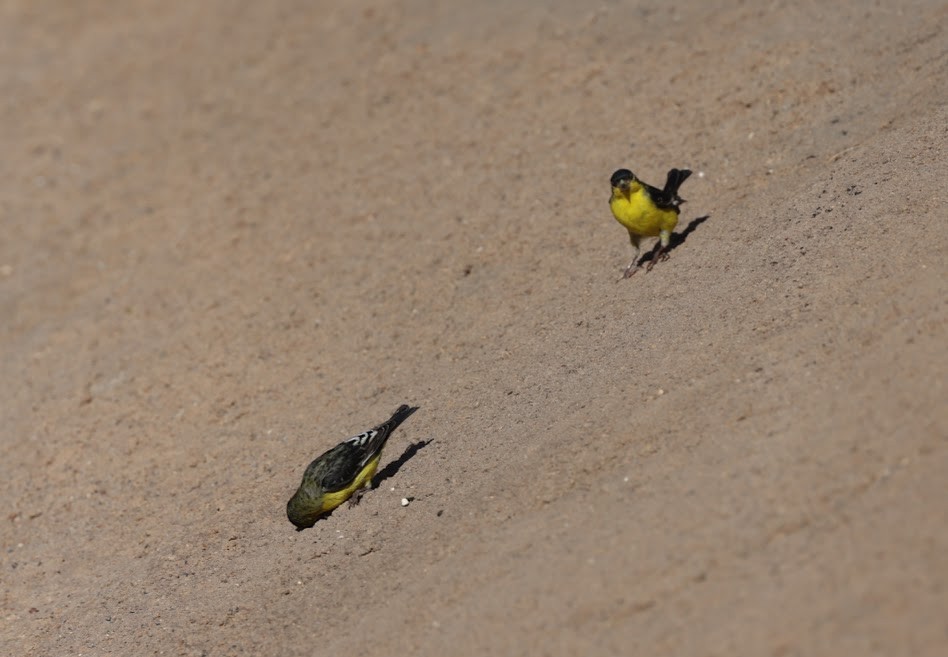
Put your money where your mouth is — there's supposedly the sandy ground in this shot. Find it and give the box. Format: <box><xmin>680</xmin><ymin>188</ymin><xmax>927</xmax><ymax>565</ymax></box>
<box><xmin>1</xmin><ymin>1</ymin><xmax>946</xmax><ymax>655</ymax></box>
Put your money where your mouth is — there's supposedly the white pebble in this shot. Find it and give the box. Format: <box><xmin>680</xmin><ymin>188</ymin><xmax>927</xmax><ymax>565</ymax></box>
<box><xmin>401</xmin><ymin>498</ymin><xmax>410</xmax><ymax>507</ymax></box>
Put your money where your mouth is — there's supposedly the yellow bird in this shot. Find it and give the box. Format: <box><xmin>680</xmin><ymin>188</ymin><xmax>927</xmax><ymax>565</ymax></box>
<box><xmin>609</xmin><ymin>167</ymin><xmax>692</xmax><ymax>278</ymax></box>
<box><xmin>287</xmin><ymin>404</ymin><xmax>418</xmax><ymax>529</ymax></box>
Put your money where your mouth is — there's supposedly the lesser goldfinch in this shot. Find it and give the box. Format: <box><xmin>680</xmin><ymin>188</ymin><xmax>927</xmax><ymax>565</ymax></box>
<box><xmin>287</xmin><ymin>404</ymin><xmax>419</xmax><ymax>529</ymax></box>
<box><xmin>609</xmin><ymin>167</ymin><xmax>692</xmax><ymax>278</ymax></box>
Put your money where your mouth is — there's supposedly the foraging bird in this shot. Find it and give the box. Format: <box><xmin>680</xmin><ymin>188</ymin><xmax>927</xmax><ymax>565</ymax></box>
<box><xmin>609</xmin><ymin>167</ymin><xmax>692</xmax><ymax>278</ymax></box>
<box><xmin>287</xmin><ymin>404</ymin><xmax>419</xmax><ymax>529</ymax></box>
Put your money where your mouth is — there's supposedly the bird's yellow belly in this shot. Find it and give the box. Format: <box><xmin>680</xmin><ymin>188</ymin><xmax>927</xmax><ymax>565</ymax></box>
<box><xmin>610</xmin><ymin>192</ymin><xmax>678</xmax><ymax>237</ymax></box>
<box><xmin>320</xmin><ymin>453</ymin><xmax>382</xmax><ymax>512</ymax></box>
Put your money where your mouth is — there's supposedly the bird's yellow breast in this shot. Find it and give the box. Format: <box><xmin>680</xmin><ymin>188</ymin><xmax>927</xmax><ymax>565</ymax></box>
<box><xmin>319</xmin><ymin>453</ymin><xmax>382</xmax><ymax>513</ymax></box>
<box><xmin>610</xmin><ymin>184</ymin><xmax>679</xmax><ymax>237</ymax></box>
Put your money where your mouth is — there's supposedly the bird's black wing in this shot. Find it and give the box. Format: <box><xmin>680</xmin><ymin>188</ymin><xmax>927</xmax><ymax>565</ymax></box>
<box><xmin>645</xmin><ymin>168</ymin><xmax>692</xmax><ymax>211</ymax></box>
<box><xmin>643</xmin><ymin>182</ymin><xmax>680</xmax><ymax>210</ymax></box>
<box><xmin>320</xmin><ymin>441</ymin><xmax>363</xmax><ymax>491</ymax></box>
<box><xmin>317</xmin><ymin>441</ymin><xmax>367</xmax><ymax>491</ymax></box>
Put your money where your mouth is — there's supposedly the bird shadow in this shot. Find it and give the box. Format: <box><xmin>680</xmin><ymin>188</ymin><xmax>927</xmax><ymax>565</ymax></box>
<box><xmin>372</xmin><ymin>439</ymin><xmax>433</xmax><ymax>488</ymax></box>
<box><xmin>294</xmin><ymin>439</ymin><xmax>433</xmax><ymax>530</ymax></box>
<box><xmin>638</xmin><ymin>214</ymin><xmax>711</xmax><ymax>267</ymax></box>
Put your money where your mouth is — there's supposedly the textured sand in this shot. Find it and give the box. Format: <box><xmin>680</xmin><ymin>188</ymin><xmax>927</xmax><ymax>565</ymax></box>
<box><xmin>2</xmin><ymin>1</ymin><xmax>946</xmax><ymax>655</ymax></box>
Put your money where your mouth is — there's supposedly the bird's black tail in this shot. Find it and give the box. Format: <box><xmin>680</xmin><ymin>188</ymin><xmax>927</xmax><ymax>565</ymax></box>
<box><xmin>663</xmin><ymin>168</ymin><xmax>692</xmax><ymax>197</ymax></box>
<box><xmin>378</xmin><ymin>404</ymin><xmax>419</xmax><ymax>435</ymax></box>
<box><xmin>357</xmin><ymin>404</ymin><xmax>419</xmax><ymax>469</ymax></box>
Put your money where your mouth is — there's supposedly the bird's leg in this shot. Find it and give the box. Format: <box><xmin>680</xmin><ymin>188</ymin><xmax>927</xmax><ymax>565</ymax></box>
<box><xmin>646</xmin><ymin>231</ymin><xmax>672</xmax><ymax>272</ymax></box>
<box><xmin>645</xmin><ymin>245</ymin><xmax>665</xmax><ymax>271</ymax></box>
<box><xmin>622</xmin><ymin>234</ymin><xmax>642</xmax><ymax>279</ymax></box>
<box><xmin>347</xmin><ymin>488</ymin><xmax>365</xmax><ymax>507</ymax></box>
<box><xmin>348</xmin><ymin>483</ymin><xmax>371</xmax><ymax>508</ymax></box>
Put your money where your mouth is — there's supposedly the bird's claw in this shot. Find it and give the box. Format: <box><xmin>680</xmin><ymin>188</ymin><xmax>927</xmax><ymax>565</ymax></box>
<box><xmin>645</xmin><ymin>250</ymin><xmax>669</xmax><ymax>272</ymax></box>
<box><xmin>348</xmin><ymin>487</ymin><xmax>369</xmax><ymax>508</ymax></box>
<box><xmin>621</xmin><ymin>264</ymin><xmax>640</xmax><ymax>279</ymax></box>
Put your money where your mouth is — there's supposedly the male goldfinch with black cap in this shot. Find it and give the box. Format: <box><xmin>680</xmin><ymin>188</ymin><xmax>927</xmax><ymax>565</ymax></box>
<box><xmin>609</xmin><ymin>167</ymin><xmax>691</xmax><ymax>278</ymax></box>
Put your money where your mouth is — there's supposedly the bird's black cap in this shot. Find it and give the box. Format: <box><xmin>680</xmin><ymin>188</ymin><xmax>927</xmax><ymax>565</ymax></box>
<box><xmin>610</xmin><ymin>169</ymin><xmax>634</xmax><ymax>187</ymax></box>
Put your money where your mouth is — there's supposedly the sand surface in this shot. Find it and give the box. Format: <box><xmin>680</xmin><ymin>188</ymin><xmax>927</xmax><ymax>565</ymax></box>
<box><xmin>2</xmin><ymin>1</ymin><xmax>946</xmax><ymax>655</ymax></box>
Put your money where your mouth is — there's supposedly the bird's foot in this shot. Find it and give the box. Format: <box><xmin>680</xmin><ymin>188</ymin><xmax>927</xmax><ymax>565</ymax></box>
<box><xmin>621</xmin><ymin>263</ymin><xmax>641</xmax><ymax>279</ymax></box>
<box><xmin>348</xmin><ymin>486</ymin><xmax>369</xmax><ymax>508</ymax></box>
<box><xmin>645</xmin><ymin>250</ymin><xmax>668</xmax><ymax>272</ymax></box>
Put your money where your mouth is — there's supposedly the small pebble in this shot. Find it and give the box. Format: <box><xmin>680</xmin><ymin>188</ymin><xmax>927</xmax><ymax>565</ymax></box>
<box><xmin>401</xmin><ymin>498</ymin><xmax>410</xmax><ymax>507</ymax></box>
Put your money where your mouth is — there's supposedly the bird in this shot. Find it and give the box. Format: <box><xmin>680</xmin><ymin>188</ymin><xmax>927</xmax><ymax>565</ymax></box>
<box><xmin>609</xmin><ymin>167</ymin><xmax>692</xmax><ymax>278</ymax></box>
<box><xmin>287</xmin><ymin>404</ymin><xmax>419</xmax><ymax>530</ymax></box>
